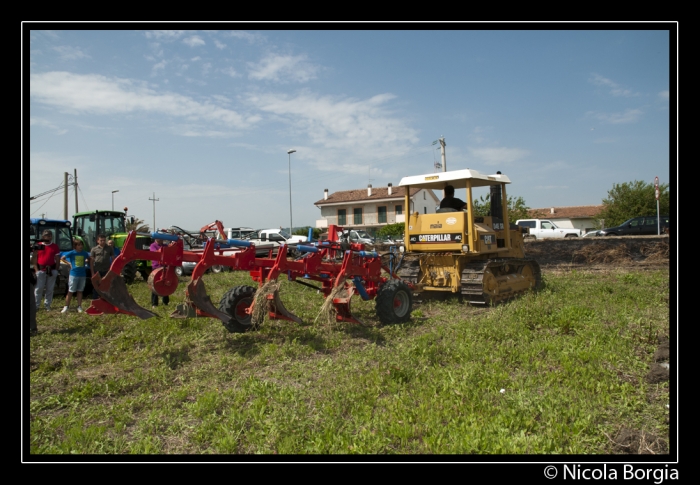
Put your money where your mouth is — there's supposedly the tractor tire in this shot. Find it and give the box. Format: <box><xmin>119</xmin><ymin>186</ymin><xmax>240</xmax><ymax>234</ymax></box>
<box><xmin>375</xmin><ymin>280</ymin><xmax>413</xmax><ymax>325</ymax></box>
<box><xmin>218</xmin><ymin>285</ymin><xmax>257</xmax><ymax>333</ymax></box>
<box><xmin>211</xmin><ymin>265</ymin><xmax>224</xmax><ymax>274</ymax></box>
<box><xmin>121</xmin><ymin>261</ymin><xmax>137</xmax><ymax>285</ymax></box>
<box><xmin>175</xmin><ymin>266</ymin><xmax>184</xmax><ymax>277</ymax></box>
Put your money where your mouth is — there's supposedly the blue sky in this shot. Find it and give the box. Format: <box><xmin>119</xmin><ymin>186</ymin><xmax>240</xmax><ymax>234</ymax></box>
<box><xmin>26</xmin><ymin>26</ymin><xmax>674</xmax><ymax>232</ymax></box>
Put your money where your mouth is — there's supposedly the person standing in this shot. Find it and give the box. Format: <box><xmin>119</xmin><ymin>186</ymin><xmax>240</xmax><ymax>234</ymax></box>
<box><xmin>89</xmin><ymin>234</ymin><xmax>115</xmax><ymax>299</ymax></box>
<box><xmin>29</xmin><ymin>248</ymin><xmax>38</xmax><ymax>336</ymax></box>
<box><xmin>149</xmin><ymin>238</ymin><xmax>169</xmax><ymax>309</ymax></box>
<box><xmin>60</xmin><ymin>240</ymin><xmax>91</xmax><ymax>313</ymax></box>
<box><xmin>34</xmin><ymin>230</ymin><xmax>61</xmax><ymax>311</ymax></box>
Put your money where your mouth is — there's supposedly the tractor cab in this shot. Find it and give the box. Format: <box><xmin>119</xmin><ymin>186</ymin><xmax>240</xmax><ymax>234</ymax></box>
<box><xmin>73</xmin><ymin>210</ymin><xmax>130</xmax><ymax>250</ymax></box>
<box><xmin>73</xmin><ymin>210</ymin><xmax>152</xmax><ymax>282</ymax></box>
<box><xmin>398</xmin><ymin>168</ymin><xmax>524</xmax><ymax>259</ymax></box>
<box><xmin>30</xmin><ymin>218</ymin><xmax>74</xmax><ymax>252</ymax></box>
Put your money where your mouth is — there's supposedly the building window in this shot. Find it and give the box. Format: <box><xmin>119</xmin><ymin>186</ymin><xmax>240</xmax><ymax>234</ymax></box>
<box><xmin>395</xmin><ymin>205</ymin><xmax>402</xmax><ymax>215</ymax></box>
<box><xmin>338</xmin><ymin>209</ymin><xmax>346</xmax><ymax>225</ymax></box>
<box><xmin>354</xmin><ymin>208</ymin><xmax>362</xmax><ymax>225</ymax></box>
<box><xmin>424</xmin><ymin>207</ymin><xmax>427</xmax><ymax>214</ymax></box>
<box><xmin>378</xmin><ymin>206</ymin><xmax>387</xmax><ymax>223</ymax></box>
<box><xmin>423</xmin><ymin>191</ymin><xmax>426</xmax><ymax>200</ymax></box>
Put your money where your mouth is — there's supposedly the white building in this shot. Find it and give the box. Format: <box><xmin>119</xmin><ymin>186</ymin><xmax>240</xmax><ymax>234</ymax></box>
<box><xmin>314</xmin><ymin>184</ymin><xmax>440</xmax><ymax>236</ymax></box>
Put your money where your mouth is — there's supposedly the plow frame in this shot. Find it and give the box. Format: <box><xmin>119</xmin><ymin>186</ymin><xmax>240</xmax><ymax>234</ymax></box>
<box><xmin>87</xmin><ymin>230</ymin><xmax>408</xmax><ymax>328</ymax></box>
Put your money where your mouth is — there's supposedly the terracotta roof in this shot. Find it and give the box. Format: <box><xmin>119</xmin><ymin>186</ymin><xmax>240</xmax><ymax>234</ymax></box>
<box><xmin>528</xmin><ymin>205</ymin><xmax>603</xmax><ymax>219</ymax></box>
<box><xmin>314</xmin><ymin>186</ymin><xmax>425</xmax><ymax>205</ymax></box>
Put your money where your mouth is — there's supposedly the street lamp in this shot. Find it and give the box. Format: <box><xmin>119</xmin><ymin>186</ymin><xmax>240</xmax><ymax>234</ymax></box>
<box><xmin>112</xmin><ymin>190</ymin><xmax>119</xmax><ymax>211</ymax></box>
<box><xmin>287</xmin><ymin>149</ymin><xmax>296</xmax><ymax>236</ymax></box>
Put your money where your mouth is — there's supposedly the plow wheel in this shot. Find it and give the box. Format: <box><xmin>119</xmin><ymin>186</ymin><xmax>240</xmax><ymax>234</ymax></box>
<box><xmin>375</xmin><ymin>280</ymin><xmax>413</xmax><ymax>325</ymax></box>
<box><xmin>219</xmin><ymin>285</ymin><xmax>257</xmax><ymax>333</ymax></box>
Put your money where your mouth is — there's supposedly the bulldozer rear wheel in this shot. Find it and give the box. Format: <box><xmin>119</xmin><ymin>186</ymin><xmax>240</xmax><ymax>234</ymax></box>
<box><xmin>218</xmin><ymin>285</ymin><xmax>257</xmax><ymax>333</ymax></box>
<box><xmin>376</xmin><ymin>280</ymin><xmax>413</xmax><ymax>325</ymax></box>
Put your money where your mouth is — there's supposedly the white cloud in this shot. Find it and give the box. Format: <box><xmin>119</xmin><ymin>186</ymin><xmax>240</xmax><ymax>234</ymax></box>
<box><xmin>190</xmin><ymin>56</ymin><xmax>201</xmax><ymax>62</ymax></box>
<box><xmin>468</xmin><ymin>147</ymin><xmax>529</xmax><ymax>165</ymax></box>
<box><xmin>30</xmin><ymin>71</ymin><xmax>256</xmax><ymax>130</ymax></box>
<box><xmin>248</xmin><ymin>54</ymin><xmax>319</xmax><ymax>83</ymax></box>
<box><xmin>658</xmin><ymin>90</ymin><xmax>669</xmax><ymax>100</ymax></box>
<box><xmin>145</xmin><ymin>30</ymin><xmax>187</xmax><ymax>40</ymax></box>
<box><xmin>248</xmin><ymin>91</ymin><xmax>418</xmax><ymax>174</ymax></box>
<box><xmin>52</xmin><ymin>45</ymin><xmax>90</xmax><ymax>60</ymax></box>
<box><xmin>587</xmin><ymin>108</ymin><xmax>643</xmax><ymax>124</ymax></box>
<box><xmin>214</xmin><ymin>40</ymin><xmax>226</xmax><ymax>50</ymax></box>
<box><xmin>183</xmin><ymin>35</ymin><xmax>205</xmax><ymax>47</ymax></box>
<box><xmin>151</xmin><ymin>60</ymin><xmax>167</xmax><ymax>76</ymax></box>
<box><xmin>224</xmin><ymin>31</ymin><xmax>263</xmax><ymax>43</ymax></box>
<box><xmin>221</xmin><ymin>66</ymin><xmax>238</xmax><ymax>78</ymax></box>
<box><xmin>589</xmin><ymin>73</ymin><xmax>640</xmax><ymax>97</ymax></box>
<box><xmin>29</xmin><ymin>117</ymin><xmax>68</xmax><ymax>135</ymax></box>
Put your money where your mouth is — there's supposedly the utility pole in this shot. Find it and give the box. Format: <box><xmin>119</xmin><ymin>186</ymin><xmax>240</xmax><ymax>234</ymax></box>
<box><xmin>74</xmin><ymin>169</ymin><xmax>79</xmax><ymax>215</ymax></box>
<box><xmin>438</xmin><ymin>137</ymin><xmax>447</xmax><ymax>199</ymax></box>
<box><xmin>64</xmin><ymin>172</ymin><xmax>69</xmax><ymax>220</ymax></box>
<box><xmin>439</xmin><ymin>137</ymin><xmax>446</xmax><ymax>172</ymax></box>
<box><xmin>149</xmin><ymin>192</ymin><xmax>159</xmax><ymax>231</ymax></box>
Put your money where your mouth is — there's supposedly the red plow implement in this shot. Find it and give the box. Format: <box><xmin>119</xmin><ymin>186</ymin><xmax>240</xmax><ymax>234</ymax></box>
<box><xmin>87</xmin><ymin>228</ymin><xmax>413</xmax><ymax>332</ymax></box>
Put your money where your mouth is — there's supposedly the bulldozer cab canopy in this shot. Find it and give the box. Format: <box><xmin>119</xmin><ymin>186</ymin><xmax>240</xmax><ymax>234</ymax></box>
<box><xmin>398</xmin><ymin>169</ymin><xmax>511</xmax><ymax>190</ymax></box>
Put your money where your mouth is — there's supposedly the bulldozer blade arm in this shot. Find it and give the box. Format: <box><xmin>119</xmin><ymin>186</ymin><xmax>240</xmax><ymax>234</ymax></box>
<box><xmin>94</xmin><ymin>271</ymin><xmax>157</xmax><ymax>320</ymax></box>
<box><xmin>268</xmin><ymin>288</ymin><xmax>303</xmax><ymax>324</ymax></box>
<box><xmin>187</xmin><ymin>278</ymin><xmax>233</xmax><ymax>324</ymax></box>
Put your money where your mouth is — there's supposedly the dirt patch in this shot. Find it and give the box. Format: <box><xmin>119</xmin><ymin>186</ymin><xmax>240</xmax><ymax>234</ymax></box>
<box><xmin>377</xmin><ymin>235</ymin><xmax>671</xmax><ymax>272</ymax></box>
<box><xmin>654</xmin><ymin>337</ymin><xmax>670</xmax><ymax>362</ymax></box>
<box><xmin>610</xmin><ymin>428</ymin><xmax>668</xmax><ymax>454</ymax></box>
<box><xmin>646</xmin><ymin>364</ymin><xmax>669</xmax><ymax>384</ymax></box>
<box><xmin>523</xmin><ymin>236</ymin><xmax>670</xmax><ymax>269</ymax></box>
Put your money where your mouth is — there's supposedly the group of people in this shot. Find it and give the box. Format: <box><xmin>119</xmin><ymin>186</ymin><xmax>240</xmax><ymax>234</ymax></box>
<box><xmin>30</xmin><ymin>232</ymin><xmax>171</xmax><ymax>336</ymax></box>
<box><xmin>30</xmin><ymin>230</ymin><xmax>115</xmax><ymax>335</ymax></box>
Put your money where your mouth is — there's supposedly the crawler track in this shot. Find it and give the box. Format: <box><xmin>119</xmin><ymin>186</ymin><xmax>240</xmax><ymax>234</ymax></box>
<box><xmin>461</xmin><ymin>258</ymin><xmax>542</xmax><ymax>305</ymax></box>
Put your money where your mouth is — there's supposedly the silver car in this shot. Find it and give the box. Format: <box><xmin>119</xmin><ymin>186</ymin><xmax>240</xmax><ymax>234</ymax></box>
<box><xmin>175</xmin><ymin>260</ymin><xmax>228</xmax><ymax>276</ymax></box>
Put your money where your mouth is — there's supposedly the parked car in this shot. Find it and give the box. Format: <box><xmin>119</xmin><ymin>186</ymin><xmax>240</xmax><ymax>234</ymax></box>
<box><xmin>175</xmin><ymin>260</ymin><xmax>230</xmax><ymax>277</ymax></box>
<box><xmin>582</xmin><ymin>230</ymin><xmax>603</xmax><ymax>238</ymax></box>
<box><xmin>341</xmin><ymin>229</ymin><xmax>375</xmax><ymax>245</ymax></box>
<box><xmin>599</xmin><ymin>216</ymin><xmax>669</xmax><ymax>236</ymax></box>
<box><xmin>515</xmin><ymin>219</ymin><xmax>581</xmax><ymax>239</ymax></box>
<box><xmin>247</xmin><ymin>228</ymin><xmax>307</xmax><ymax>256</ymax></box>
<box><xmin>175</xmin><ymin>260</ymin><xmax>196</xmax><ymax>276</ymax></box>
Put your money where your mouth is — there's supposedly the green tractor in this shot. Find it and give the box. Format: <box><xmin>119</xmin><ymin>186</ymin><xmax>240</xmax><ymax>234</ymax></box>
<box><xmin>72</xmin><ymin>209</ymin><xmax>152</xmax><ymax>285</ymax></box>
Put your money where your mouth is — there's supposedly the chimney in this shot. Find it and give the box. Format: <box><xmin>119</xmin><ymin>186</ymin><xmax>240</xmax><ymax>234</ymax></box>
<box><xmin>550</xmin><ymin>207</ymin><xmax>555</xmax><ymax>214</ymax></box>
<box><xmin>324</xmin><ymin>189</ymin><xmax>328</xmax><ymax>200</ymax></box>
<box><xmin>388</xmin><ymin>183</ymin><xmax>392</xmax><ymax>195</ymax></box>
<box><xmin>368</xmin><ymin>184</ymin><xmax>372</xmax><ymax>196</ymax></box>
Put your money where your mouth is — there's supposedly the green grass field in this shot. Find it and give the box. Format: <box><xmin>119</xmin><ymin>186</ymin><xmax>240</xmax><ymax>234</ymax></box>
<box><xmin>27</xmin><ymin>267</ymin><xmax>671</xmax><ymax>455</ymax></box>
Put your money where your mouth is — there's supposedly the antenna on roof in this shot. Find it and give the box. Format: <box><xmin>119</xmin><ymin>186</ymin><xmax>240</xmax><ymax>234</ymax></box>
<box><xmin>368</xmin><ymin>166</ymin><xmax>373</xmax><ymax>186</ymax></box>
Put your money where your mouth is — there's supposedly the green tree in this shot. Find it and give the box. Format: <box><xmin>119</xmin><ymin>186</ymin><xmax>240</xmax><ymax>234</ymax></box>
<box><xmin>471</xmin><ymin>194</ymin><xmax>530</xmax><ymax>224</ymax></box>
<box><xmin>126</xmin><ymin>216</ymin><xmax>150</xmax><ymax>233</ymax></box>
<box><xmin>293</xmin><ymin>226</ymin><xmax>321</xmax><ymax>239</ymax></box>
<box><xmin>377</xmin><ymin>223</ymin><xmax>404</xmax><ymax>238</ymax></box>
<box><xmin>597</xmin><ymin>180</ymin><xmax>670</xmax><ymax>228</ymax></box>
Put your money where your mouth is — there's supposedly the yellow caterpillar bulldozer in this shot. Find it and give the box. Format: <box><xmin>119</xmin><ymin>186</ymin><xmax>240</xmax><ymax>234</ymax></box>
<box><xmin>396</xmin><ymin>168</ymin><xmax>542</xmax><ymax>304</ymax></box>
